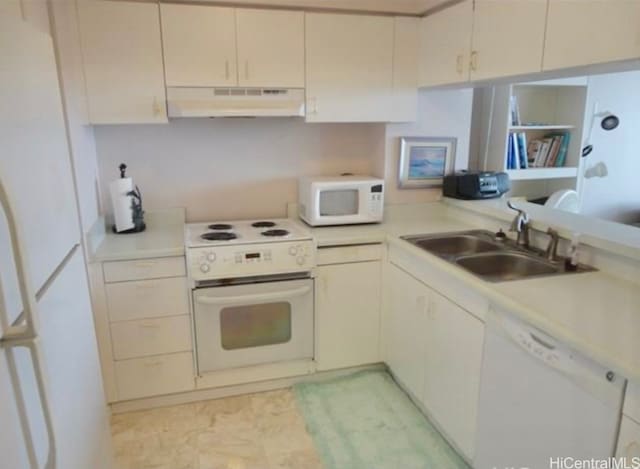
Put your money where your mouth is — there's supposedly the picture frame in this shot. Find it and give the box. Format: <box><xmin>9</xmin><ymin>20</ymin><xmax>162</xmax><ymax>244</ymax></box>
<box><xmin>398</xmin><ymin>137</ymin><xmax>457</xmax><ymax>189</ymax></box>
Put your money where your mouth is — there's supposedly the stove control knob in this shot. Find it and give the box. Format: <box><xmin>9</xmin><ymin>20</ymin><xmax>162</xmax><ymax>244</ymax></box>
<box><xmin>200</xmin><ymin>263</ymin><xmax>210</xmax><ymax>273</ymax></box>
<box><xmin>289</xmin><ymin>246</ymin><xmax>298</xmax><ymax>256</ymax></box>
<box><xmin>207</xmin><ymin>253</ymin><xmax>216</xmax><ymax>262</ymax></box>
<box><xmin>296</xmin><ymin>256</ymin><xmax>305</xmax><ymax>266</ymax></box>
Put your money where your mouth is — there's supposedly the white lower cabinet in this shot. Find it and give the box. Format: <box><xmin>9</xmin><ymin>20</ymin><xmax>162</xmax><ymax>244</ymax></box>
<box><xmin>315</xmin><ymin>248</ymin><xmax>382</xmax><ymax>371</ymax></box>
<box><xmin>385</xmin><ymin>262</ymin><xmax>484</xmax><ymax>461</ymax></box>
<box><xmin>423</xmin><ymin>291</ymin><xmax>484</xmax><ymax>461</ymax></box>
<box><xmin>114</xmin><ymin>352</ymin><xmax>194</xmax><ymax>401</ymax></box>
<box><xmin>385</xmin><ymin>264</ymin><xmax>430</xmax><ymax>399</ymax></box>
<box><xmin>110</xmin><ymin>315</ymin><xmax>192</xmax><ymax>360</ymax></box>
<box><xmin>617</xmin><ymin>416</ymin><xmax>640</xmax><ymax>459</ymax></box>
<box><xmin>92</xmin><ymin>255</ymin><xmax>195</xmax><ymax>402</ymax></box>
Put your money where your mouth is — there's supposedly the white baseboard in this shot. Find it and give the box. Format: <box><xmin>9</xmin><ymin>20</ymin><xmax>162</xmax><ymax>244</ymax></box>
<box><xmin>110</xmin><ymin>362</ymin><xmax>386</xmax><ymax>414</ymax></box>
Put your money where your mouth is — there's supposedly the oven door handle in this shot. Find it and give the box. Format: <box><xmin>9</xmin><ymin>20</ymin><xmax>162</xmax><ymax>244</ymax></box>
<box><xmin>195</xmin><ymin>286</ymin><xmax>311</xmax><ymax>306</ymax></box>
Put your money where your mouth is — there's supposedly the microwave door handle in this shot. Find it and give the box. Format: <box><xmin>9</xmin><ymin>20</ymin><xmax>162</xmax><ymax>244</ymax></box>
<box><xmin>195</xmin><ymin>286</ymin><xmax>311</xmax><ymax>306</ymax></box>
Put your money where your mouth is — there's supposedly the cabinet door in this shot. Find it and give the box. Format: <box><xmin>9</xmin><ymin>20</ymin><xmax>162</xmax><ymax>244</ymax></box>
<box><xmin>305</xmin><ymin>13</ymin><xmax>394</xmax><ymax>122</ymax></box>
<box><xmin>616</xmin><ymin>416</ymin><xmax>640</xmax><ymax>459</ymax></box>
<box><xmin>77</xmin><ymin>0</ymin><xmax>166</xmax><ymax>124</ymax></box>
<box><xmin>390</xmin><ymin>16</ymin><xmax>419</xmax><ymax>122</ymax></box>
<box><xmin>543</xmin><ymin>0</ymin><xmax>640</xmax><ymax>71</ymax></box>
<box><xmin>419</xmin><ymin>0</ymin><xmax>473</xmax><ymax>87</ymax></box>
<box><xmin>236</xmin><ymin>9</ymin><xmax>304</xmax><ymax>88</ymax></box>
<box><xmin>161</xmin><ymin>4</ymin><xmax>237</xmax><ymax>87</ymax></box>
<box><xmin>315</xmin><ymin>261</ymin><xmax>381</xmax><ymax>371</ymax></box>
<box><xmin>470</xmin><ymin>0</ymin><xmax>547</xmax><ymax>81</ymax></box>
<box><xmin>385</xmin><ymin>264</ymin><xmax>429</xmax><ymax>400</ymax></box>
<box><xmin>423</xmin><ymin>292</ymin><xmax>484</xmax><ymax>460</ymax></box>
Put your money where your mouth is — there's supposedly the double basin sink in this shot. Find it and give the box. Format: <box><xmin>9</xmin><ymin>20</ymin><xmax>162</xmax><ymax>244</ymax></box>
<box><xmin>401</xmin><ymin>230</ymin><xmax>595</xmax><ymax>282</ymax></box>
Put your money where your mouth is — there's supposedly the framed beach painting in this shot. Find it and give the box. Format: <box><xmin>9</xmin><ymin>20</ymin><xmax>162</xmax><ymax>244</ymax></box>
<box><xmin>398</xmin><ymin>137</ymin><xmax>456</xmax><ymax>189</ymax></box>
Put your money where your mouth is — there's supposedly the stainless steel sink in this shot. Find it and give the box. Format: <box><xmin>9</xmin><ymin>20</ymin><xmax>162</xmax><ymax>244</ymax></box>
<box><xmin>402</xmin><ymin>230</ymin><xmax>505</xmax><ymax>258</ymax></box>
<box><xmin>455</xmin><ymin>252</ymin><xmax>560</xmax><ymax>282</ymax></box>
<box><xmin>401</xmin><ymin>230</ymin><xmax>595</xmax><ymax>282</ymax></box>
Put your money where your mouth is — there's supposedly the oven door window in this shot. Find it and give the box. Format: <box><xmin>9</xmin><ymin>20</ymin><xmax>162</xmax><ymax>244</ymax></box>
<box><xmin>319</xmin><ymin>189</ymin><xmax>359</xmax><ymax>216</ymax></box>
<box><xmin>219</xmin><ymin>302</ymin><xmax>292</xmax><ymax>350</ymax></box>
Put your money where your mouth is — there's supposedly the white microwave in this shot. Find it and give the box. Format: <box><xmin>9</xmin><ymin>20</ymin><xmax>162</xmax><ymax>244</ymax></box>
<box><xmin>298</xmin><ymin>175</ymin><xmax>384</xmax><ymax>226</ymax></box>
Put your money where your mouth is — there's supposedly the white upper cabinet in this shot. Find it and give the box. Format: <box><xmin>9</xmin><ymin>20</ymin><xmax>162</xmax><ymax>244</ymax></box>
<box><xmin>470</xmin><ymin>0</ymin><xmax>548</xmax><ymax>81</ymax></box>
<box><xmin>236</xmin><ymin>9</ymin><xmax>304</xmax><ymax>88</ymax></box>
<box><xmin>161</xmin><ymin>4</ymin><xmax>237</xmax><ymax>87</ymax></box>
<box><xmin>305</xmin><ymin>13</ymin><xmax>395</xmax><ymax>122</ymax></box>
<box><xmin>390</xmin><ymin>16</ymin><xmax>419</xmax><ymax>122</ymax></box>
<box><xmin>543</xmin><ymin>0</ymin><xmax>640</xmax><ymax>71</ymax></box>
<box><xmin>77</xmin><ymin>0</ymin><xmax>167</xmax><ymax>124</ymax></box>
<box><xmin>419</xmin><ymin>0</ymin><xmax>473</xmax><ymax>87</ymax></box>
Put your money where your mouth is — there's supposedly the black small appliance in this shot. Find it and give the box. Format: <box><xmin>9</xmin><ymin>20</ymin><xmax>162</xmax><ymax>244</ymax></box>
<box><xmin>443</xmin><ymin>171</ymin><xmax>510</xmax><ymax>200</ymax></box>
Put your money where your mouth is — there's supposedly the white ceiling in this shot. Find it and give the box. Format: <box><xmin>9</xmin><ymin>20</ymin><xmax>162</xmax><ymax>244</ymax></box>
<box><xmin>178</xmin><ymin>0</ymin><xmax>453</xmax><ymax>15</ymax></box>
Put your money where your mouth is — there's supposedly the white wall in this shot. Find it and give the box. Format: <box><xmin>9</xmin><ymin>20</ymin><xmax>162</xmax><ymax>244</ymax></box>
<box><xmin>94</xmin><ymin>119</ymin><xmax>384</xmax><ymax>221</ymax></box>
<box><xmin>93</xmin><ymin>89</ymin><xmax>474</xmax><ymax>221</ymax></box>
<box><xmin>581</xmin><ymin>70</ymin><xmax>640</xmax><ymax>224</ymax></box>
<box><xmin>383</xmin><ymin>88</ymin><xmax>474</xmax><ymax>204</ymax></box>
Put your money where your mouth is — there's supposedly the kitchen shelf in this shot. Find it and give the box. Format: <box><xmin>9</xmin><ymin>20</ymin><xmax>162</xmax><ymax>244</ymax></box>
<box><xmin>506</xmin><ymin>167</ymin><xmax>579</xmax><ymax>181</ymax></box>
<box><xmin>508</xmin><ymin>125</ymin><xmax>576</xmax><ymax>131</ymax></box>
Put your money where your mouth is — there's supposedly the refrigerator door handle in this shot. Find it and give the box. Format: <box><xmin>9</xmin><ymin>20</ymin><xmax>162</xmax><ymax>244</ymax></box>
<box><xmin>0</xmin><ymin>177</ymin><xmax>56</xmax><ymax>469</ymax></box>
<box><xmin>2</xmin><ymin>339</ymin><xmax>58</xmax><ymax>469</ymax></box>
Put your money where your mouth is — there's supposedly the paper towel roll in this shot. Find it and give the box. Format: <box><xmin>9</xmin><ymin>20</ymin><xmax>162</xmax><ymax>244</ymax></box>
<box><xmin>110</xmin><ymin>177</ymin><xmax>135</xmax><ymax>232</ymax></box>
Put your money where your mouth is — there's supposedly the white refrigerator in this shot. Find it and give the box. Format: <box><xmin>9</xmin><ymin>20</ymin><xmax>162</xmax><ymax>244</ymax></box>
<box><xmin>0</xmin><ymin>15</ymin><xmax>112</xmax><ymax>469</ymax></box>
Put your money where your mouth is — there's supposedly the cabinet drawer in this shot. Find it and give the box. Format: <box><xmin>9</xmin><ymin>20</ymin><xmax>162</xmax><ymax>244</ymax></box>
<box><xmin>110</xmin><ymin>315</ymin><xmax>192</xmax><ymax>360</ymax></box>
<box><xmin>115</xmin><ymin>352</ymin><xmax>194</xmax><ymax>401</ymax></box>
<box><xmin>103</xmin><ymin>257</ymin><xmax>186</xmax><ymax>282</ymax></box>
<box><xmin>106</xmin><ymin>277</ymin><xmax>189</xmax><ymax>322</ymax></box>
<box><xmin>317</xmin><ymin>244</ymin><xmax>383</xmax><ymax>265</ymax></box>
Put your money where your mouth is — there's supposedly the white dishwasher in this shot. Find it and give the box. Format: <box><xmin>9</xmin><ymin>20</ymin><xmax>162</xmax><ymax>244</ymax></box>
<box><xmin>475</xmin><ymin>309</ymin><xmax>625</xmax><ymax>469</ymax></box>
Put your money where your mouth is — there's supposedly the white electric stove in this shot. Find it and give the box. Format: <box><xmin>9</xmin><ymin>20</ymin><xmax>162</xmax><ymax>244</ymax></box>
<box><xmin>185</xmin><ymin>218</ymin><xmax>316</xmax><ymax>374</ymax></box>
<box><xmin>185</xmin><ymin>218</ymin><xmax>315</xmax><ymax>284</ymax></box>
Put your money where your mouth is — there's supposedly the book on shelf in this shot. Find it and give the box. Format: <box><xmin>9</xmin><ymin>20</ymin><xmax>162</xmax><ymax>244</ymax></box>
<box><xmin>509</xmin><ymin>95</ymin><xmax>521</xmax><ymax>126</ymax></box>
<box><xmin>506</xmin><ymin>132</ymin><xmax>530</xmax><ymax>170</ymax></box>
<box><xmin>523</xmin><ymin>131</ymin><xmax>571</xmax><ymax>168</ymax></box>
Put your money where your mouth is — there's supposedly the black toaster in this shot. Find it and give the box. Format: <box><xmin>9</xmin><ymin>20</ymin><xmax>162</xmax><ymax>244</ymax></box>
<box><xmin>443</xmin><ymin>171</ymin><xmax>510</xmax><ymax>200</ymax></box>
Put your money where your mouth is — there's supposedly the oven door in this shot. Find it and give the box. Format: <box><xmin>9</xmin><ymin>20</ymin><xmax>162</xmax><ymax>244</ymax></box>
<box><xmin>193</xmin><ymin>278</ymin><xmax>314</xmax><ymax>374</ymax></box>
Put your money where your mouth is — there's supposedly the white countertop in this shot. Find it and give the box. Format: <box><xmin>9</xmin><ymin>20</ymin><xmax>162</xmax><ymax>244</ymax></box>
<box><xmin>88</xmin><ymin>208</ymin><xmax>186</xmax><ymax>262</ymax></box>
<box><xmin>353</xmin><ymin>202</ymin><xmax>640</xmax><ymax>384</ymax></box>
<box><xmin>89</xmin><ymin>202</ymin><xmax>640</xmax><ymax>381</ymax></box>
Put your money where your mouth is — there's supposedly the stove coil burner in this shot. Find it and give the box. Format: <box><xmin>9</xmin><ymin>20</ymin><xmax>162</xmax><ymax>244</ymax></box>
<box><xmin>252</xmin><ymin>221</ymin><xmax>276</xmax><ymax>228</ymax></box>
<box><xmin>208</xmin><ymin>223</ymin><xmax>233</xmax><ymax>230</ymax></box>
<box><xmin>261</xmin><ymin>229</ymin><xmax>289</xmax><ymax>237</ymax></box>
<box><xmin>201</xmin><ymin>232</ymin><xmax>237</xmax><ymax>241</ymax></box>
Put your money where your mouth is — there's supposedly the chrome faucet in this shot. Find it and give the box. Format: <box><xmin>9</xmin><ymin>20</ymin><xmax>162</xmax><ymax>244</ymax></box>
<box><xmin>507</xmin><ymin>201</ymin><xmax>530</xmax><ymax>248</ymax></box>
<box><xmin>545</xmin><ymin>228</ymin><xmax>560</xmax><ymax>262</ymax></box>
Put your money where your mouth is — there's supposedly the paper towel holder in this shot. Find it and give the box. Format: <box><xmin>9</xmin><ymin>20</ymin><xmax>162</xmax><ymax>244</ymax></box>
<box><xmin>111</xmin><ymin>163</ymin><xmax>146</xmax><ymax>234</ymax></box>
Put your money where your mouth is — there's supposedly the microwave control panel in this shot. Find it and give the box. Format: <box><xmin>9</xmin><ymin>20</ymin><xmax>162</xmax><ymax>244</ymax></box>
<box><xmin>369</xmin><ymin>184</ymin><xmax>384</xmax><ymax>216</ymax></box>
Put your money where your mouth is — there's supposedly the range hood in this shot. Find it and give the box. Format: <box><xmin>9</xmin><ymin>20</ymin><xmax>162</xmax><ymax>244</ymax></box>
<box><xmin>166</xmin><ymin>87</ymin><xmax>305</xmax><ymax>118</ymax></box>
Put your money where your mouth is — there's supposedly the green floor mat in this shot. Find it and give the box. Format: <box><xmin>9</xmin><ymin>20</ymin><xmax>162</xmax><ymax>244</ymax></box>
<box><xmin>293</xmin><ymin>370</ymin><xmax>469</xmax><ymax>469</ymax></box>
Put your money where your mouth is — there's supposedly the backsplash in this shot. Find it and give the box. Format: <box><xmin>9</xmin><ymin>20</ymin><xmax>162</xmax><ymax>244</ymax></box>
<box><xmin>94</xmin><ymin>118</ymin><xmax>384</xmax><ymax>221</ymax></box>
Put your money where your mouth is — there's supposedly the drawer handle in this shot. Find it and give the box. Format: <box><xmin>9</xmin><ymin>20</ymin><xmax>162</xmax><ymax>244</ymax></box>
<box><xmin>139</xmin><ymin>322</ymin><xmax>160</xmax><ymax>329</ymax></box>
<box><xmin>134</xmin><ymin>262</ymin><xmax>155</xmax><ymax>269</ymax></box>
<box><xmin>135</xmin><ymin>282</ymin><xmax>156</xmax><ymax>290</ymax></box>
<box><xmin>143</xmin><ymin>360</ymin><xmax>163</xmax><ymax>368</ymax></box>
